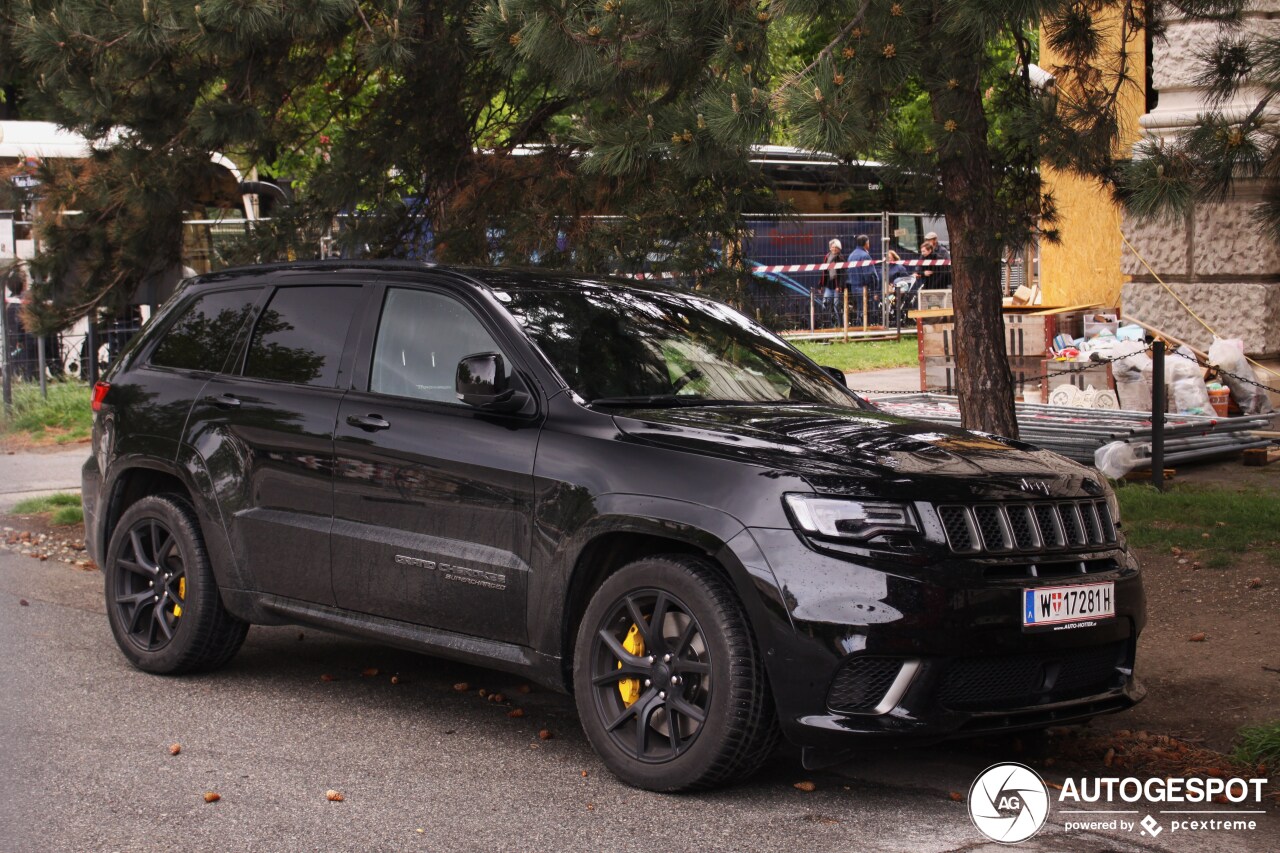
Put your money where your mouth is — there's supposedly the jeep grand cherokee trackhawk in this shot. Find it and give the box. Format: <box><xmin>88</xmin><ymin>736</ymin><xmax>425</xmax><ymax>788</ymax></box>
<box><xmin>82</xmin><ymin>262</ymin><xmax>1145</xmax><ymax>791</ymax></box>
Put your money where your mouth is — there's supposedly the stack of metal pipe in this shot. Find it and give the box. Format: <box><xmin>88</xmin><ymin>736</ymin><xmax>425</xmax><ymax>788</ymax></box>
<box><xmin>869</xmin><ymin>393</ymin><xmax>1275</xmax><ymax>467</ymax></box>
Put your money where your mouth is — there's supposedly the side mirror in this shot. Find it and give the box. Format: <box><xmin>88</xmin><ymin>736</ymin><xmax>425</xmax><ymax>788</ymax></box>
<box><xmin>821</xmin><ymin>365</ymin><xmax>848</xmax><ymax>387</ymax></box>
<box><xmin>456</xmin><ymin>352</ymin><xmax>527</xmax><ymax>412</ymax></box>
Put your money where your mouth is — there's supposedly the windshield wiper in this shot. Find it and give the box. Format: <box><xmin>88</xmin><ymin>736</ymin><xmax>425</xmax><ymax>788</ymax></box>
<box><xmin>588</xmin><ymin>394</ymin><xmax>722</xmax><ymax>408</ymax></box>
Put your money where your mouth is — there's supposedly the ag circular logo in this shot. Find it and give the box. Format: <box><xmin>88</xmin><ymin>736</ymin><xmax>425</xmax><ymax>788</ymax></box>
<box><xmin>968</xmin><ymin>762</ymin><xmax>1050</xmax><ymax>844</ymax></box>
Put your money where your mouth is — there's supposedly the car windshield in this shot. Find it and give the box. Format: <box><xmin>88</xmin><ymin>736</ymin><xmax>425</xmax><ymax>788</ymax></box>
<box><xmin>498</xmin><ymin>285</ymin><xmax>861</xmax><ymax>408</ymax></box>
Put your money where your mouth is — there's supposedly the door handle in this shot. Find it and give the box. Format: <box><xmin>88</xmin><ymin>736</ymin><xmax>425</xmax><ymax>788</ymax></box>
<box><xmin>347</xmin><ymin>413</ymin><xmax>391</xmax><ymax>432</ymax></box>
<box><xmin>205</xmin><ymin>393</ymin><xmax>241</xmax><ymax>409</ymax></box>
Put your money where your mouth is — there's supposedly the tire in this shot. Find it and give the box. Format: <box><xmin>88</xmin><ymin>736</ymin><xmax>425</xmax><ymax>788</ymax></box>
<box><xmin>573</xmin><ymin>555</ymin><xmax>778</xmax><ymax>791</ymax></box>
<box><xmin>104</xmin><ymin>494</ymin><xmax>248</xmax><ymax>674</ymax></box>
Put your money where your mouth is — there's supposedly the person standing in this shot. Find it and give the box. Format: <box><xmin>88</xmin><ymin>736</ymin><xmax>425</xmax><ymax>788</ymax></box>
<box><xmin>4</xmin><ymin>266</ymin><xmax>36</xmax><ymax>381</ymax></box>
<box><xmin>923</xmin><ymin>231</ymin><xmax>951</xmax><ymax>289</ymax></box>
<box><xmin>814</xmin><ymin>239</ymin><xmax>844</xmax><ymax>328</ymax></box>
<box><xmin>846</xmin><ymin>235</ymin><xmax>880</xmax><ymax>326</ymax></box>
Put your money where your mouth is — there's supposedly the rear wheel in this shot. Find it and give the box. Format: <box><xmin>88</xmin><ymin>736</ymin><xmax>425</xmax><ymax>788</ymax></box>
<box><xmin>104</xmin><ymin>494</ymin><xmax>247</xmax><ymax>674</ymax></box>
<box><xmin>574</xmin><ymin>555</ymin><xmax>778</xmax><ymax>791</ymax></box>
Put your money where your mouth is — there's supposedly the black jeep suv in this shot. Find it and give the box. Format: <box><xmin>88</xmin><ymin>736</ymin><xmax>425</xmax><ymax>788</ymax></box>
<box><xmin>82</xmin><ymin>262</ymin><xmax>1145</xmax><ymax>791</ymax></box>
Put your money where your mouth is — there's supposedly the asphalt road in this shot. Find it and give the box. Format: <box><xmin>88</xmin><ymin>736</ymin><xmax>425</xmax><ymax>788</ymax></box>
<box><xmin>0</xmin><ymin>447</ymin><xmax>88</xmax><ymax>512</ymax></box>
<box><xmin>1</xmin><ymin>550</ymin><xmax>1275</xmax><ymax>853</ymax></box>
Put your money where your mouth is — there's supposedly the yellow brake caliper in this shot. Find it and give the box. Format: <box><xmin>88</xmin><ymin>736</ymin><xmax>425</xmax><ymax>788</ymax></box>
<box><xmin>173</xmin><ymin>576</ymin><xmax>185</xmax><ymax>618</ymax></box>
<box><xmin>617</xmin><ymin>622</ymin><xmax>645</xmax><ymax>707</ymax></box>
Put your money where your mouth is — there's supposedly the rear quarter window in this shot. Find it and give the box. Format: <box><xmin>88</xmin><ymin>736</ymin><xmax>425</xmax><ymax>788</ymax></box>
<box><xmin>150</xmin><ymin>288</ymin><xmax>259</xmax><ymax>372</ymax></box>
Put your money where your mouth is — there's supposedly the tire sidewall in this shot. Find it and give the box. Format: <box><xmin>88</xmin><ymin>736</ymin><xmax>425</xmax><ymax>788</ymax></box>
<box><xmin>104</xmin><ymin>495</ymin><xmax>211</xmax><ymax>673</ymax></box>
<box><xmin>573</xmin><ymin>558</ymin><xmax>745</xmax><ymax>791</ymax></box>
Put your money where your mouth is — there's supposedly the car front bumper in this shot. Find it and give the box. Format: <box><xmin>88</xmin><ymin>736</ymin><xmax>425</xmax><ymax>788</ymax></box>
<box><xmin>742</xmin><ymin>527</ymin><xmax>1147</xmax><ymax>752</ymax></box>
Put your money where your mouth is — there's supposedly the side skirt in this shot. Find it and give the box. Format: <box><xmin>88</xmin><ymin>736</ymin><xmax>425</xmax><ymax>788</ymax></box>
<box><xmin>257</xmin><ymin>594</ymin><xmax>565</xmax><ymax>692</ymax></box>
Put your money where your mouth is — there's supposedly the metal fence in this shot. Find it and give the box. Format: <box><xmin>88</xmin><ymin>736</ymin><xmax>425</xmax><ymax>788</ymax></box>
<box><xmin>737</xmin><ymin>213</ymin><xmax>950</xmax><ymax>332</ymax></box>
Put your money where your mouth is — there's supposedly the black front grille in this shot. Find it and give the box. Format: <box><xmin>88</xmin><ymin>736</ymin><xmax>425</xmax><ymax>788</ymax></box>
<box><xmin>939</xmin><ymin>506</ymin><xmax>976</xmax><ymax>552</ymax></box>
<box><xmin>938</xmin><ymin>642</ymin><xmax>1126</xmax><ymax>710</ymax></box>
<box><xmin>937</xmin><ymin>500</ymin><xmax>1117</xmax><ymax>555</ymax></box>
<box><xmin>827</xmin><ymin>657</ymin><xmax>903</xmax><ymax>713</ymax></box>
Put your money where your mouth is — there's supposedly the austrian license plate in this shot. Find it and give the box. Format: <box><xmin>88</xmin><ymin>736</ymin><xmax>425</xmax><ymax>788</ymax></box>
<box><xmin>1022</xmin><ymin>582</ymin><xmax>1115</xmax><ymax>631</ymax></box>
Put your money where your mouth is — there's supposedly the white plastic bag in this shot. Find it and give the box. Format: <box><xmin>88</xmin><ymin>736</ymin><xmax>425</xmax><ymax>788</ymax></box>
<box><xmin>1095</xmin><ymin>441</ymin><xmax>1138</xmax><ymax>478</ymax></box>
<box><xmin>1207</xmin><ymin>337</ymin><xmax>1274</xmax><ymax>415</ymax></box>
<box><xmin>1158</xmin><ymin>345</ymin><xmax>1212</xmax><ymax>415</ymax></box>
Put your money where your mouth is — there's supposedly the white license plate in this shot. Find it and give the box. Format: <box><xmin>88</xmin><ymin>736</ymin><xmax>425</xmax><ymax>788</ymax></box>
<box><xmin>1023</xmin><ymin>582</ymin><xmax>1115</xmax><ymax>631</ymax></box>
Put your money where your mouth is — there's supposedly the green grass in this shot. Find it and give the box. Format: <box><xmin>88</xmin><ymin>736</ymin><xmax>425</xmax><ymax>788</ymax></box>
<box><xmin>792</xmin><ymin>338</ymin><xmax>918</xmax><ymax>374</ymax></box>
<box><xmin>0</xmin><ymin>380</ymin><xmax>93</xmax><ymax>445</ymax></box>
<box><xmin>1233</xmin><ymin>721</ymin><xmax>1280</xmax><ymax>770</ymax></box>
<box><xmin>10</xmin><ymin>492</ymin><xmax>84</xmax><ymax>526</ymax></box>
<box><xmin>1115</xmin><ymin>484</ymin><xmax>1280</xmax><ymax>566</ymax></box>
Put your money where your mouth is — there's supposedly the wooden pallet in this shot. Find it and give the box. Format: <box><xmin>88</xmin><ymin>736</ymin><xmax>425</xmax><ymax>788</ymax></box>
<box><xmin>1242</xmin><ymin>446</ymin><xmax>1280</xmax><ymax>467</ymax></box>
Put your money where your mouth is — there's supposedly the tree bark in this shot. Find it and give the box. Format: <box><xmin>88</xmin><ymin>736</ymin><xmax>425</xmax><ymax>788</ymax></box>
<box><xmin>926</xmin><ymin>49</ymin><xmax>1019</xmax><ymax>438</ymax></box>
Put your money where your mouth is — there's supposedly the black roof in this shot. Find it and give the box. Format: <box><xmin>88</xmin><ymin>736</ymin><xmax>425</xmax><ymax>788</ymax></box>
<box><xmin>189</xmin><ymin>260</ymin><xmax>674</xmax><ymax>296</ymax></box>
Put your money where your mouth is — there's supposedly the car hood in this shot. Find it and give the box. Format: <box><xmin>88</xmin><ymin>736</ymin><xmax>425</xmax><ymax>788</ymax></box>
<box><xmin>611</xmin><ymin>403</ymin><xmax>1101</xmax><ymax>502</ymax></box>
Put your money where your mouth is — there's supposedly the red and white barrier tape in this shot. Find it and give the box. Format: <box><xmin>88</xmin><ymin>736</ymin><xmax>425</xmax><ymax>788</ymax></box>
<box><xmin>623</xmin><ymin>257</ymin><xmax>951</xmax><ymax>280</ymax></box>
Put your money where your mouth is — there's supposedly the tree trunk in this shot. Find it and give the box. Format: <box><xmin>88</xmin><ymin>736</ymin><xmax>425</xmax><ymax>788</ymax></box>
<box><xmin>927</xmin><ymin>52</ymin><xmax>1019</xmax><ymax>438</ymax></box>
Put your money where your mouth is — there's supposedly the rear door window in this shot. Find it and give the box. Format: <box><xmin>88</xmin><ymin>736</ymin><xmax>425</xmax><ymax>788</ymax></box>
<box><xmin>243</xmin><ymin>286</ymin><xmax>363</xmax><ymax>387</ymax></box>
<box><xmin>150</xmin><ymin>288</ymin><xmax>259</xmax><ymax>372</ymax></box>
<box><xmin>369</xmin><ymin>288</ymin><xmax>507</xmax><ymax>403</ymax></box>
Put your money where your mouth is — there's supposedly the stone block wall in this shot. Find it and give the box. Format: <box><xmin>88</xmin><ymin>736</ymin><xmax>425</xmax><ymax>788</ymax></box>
<box><xmin>1122</xmin><ymin>2</ymin><xmax>1280</xmax><ymax>360</ymax></box>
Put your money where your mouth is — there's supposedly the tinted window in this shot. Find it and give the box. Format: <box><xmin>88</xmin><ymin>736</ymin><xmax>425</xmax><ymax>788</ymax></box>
<box><xmin>370</xmin><ymin>288</ymin><xmax>506</xmax><ymax>403</ymax></box>
<box><xmin>243</xmin><ymin>286</ymin><xmax>362</xmax><ymax>386</ymax></box>
<box><xmin>150</xmin><ymin>288</ymin><xmax>258</xmax><ymax>372</ymax></box>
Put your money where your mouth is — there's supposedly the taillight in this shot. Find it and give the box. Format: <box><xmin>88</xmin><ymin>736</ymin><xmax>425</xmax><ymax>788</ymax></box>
<box><xmin>91</xmin><ymin>382</ymin><xmax>110</xmax><ymax>412</ymax></box>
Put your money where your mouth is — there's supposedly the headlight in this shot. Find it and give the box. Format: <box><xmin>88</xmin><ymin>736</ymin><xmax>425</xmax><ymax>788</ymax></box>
<box><xmin>784</xmin><ymin>494</ymin><xmax>920</xmax><ymax>541</ymax></box>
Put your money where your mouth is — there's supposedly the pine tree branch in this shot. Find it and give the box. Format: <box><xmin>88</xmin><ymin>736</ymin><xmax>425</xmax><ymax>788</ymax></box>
<box><xmin>771</xmin><ymin>0</ymin><xmax>871</xmax><ymax>103</ymax></box>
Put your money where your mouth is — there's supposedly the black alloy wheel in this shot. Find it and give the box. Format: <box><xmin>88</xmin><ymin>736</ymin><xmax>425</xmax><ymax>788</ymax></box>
<box><xmin>574</xmin><ymin>555</ymin><xmax>778</xmax><ymax>791</ymax></box>
<box><xmin>113</xmin><ymin>517</ymin><xmax>187</xmax><ymax>652</ymax></box>
<box><xmin>104</xmin><ymin>494</ymin><xmax>248</xmax><ymax>674</ymax></box>
<box><xmin>587</xmin><ymin>587</ymin><xmax>713</xmax><ymax>763</ymax></box>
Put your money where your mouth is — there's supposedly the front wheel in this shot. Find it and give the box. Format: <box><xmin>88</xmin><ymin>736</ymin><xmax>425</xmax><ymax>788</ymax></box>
<box><xmin>573</xmin><ymin>555</ymin><xmax>778</xmax><ymax>791</ymax></box>
<box><xmin>104</xmin><ymin>494</ymin><xmax>248</xmax><ymax>674</ymax></box>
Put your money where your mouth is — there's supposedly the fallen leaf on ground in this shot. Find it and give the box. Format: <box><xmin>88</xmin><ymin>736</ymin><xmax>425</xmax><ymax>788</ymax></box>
<box><xmin>169</xmin><ymin>743</ymin><xmax>181</xmax><ymax>756</ymax></box>
<box><xmin>452</xmin><ymin>682</ymin><xmax>469</xmax><ymax>692</ymax></box>
<box><xmin>19</xmin><ymin>599</ymin><xmax>29</xmax><ymax>606</ymax></box>
<box><xmin>507</xmin><ymin>708</ymin><xmax>525</xmax><ymax>718</ymax></box>
<box><xmin>948</xmin><ymin>791</ymin><xmax>963</xmax><ymax>802</ymax></box>
<box><xmin>320</xmin><ymin>674</ymin><xmax>336</xmax><ymax>682</ymax></box>
<box><xmin>1046</xmin><ymin>781</ymin><xmax>1063</xmax><ymax>791</ymax></box>
<box><xmin>1189</xmin><ymin>632</ymin><xmax>1207</xmax><ymax>642</ymax></box>
<box><xmin>203</xmin><ymin>792</ymin><xmax>220</xmax><ymax>803</ymax></box>
<box><xmin>1247</xmin><ymin>578</ymin><xmax>1263</xmax><ymax>589</ymax></box>
<box><xmin>538</xmin><ymin>729</ymin><xmax>553</xmax><ymax>740</ymax></box>
<box><xmin>326</xmin><ymin>789</ymin><xmax>345</xmax><ymax>802</ymax></box>
<box><xmin>793</xmin><ymin>781</ymin><xmax>816</xmax><ymax>792</ymax></box>
<box><xmin>361</xmin><ymin>668</ymin><xmax>379</xmax><ymax>678</ymax></box>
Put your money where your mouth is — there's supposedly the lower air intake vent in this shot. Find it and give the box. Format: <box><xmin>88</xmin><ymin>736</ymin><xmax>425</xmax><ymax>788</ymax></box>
<box><xmin>938</xmin><ymin>642</ymin><xmax>1126</xmax><ymax>710</ymax></box>
<box><xmin>827</xmin><ymin>657</ymin><xmax>903</xmax><ymax>713</ymax></box>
